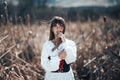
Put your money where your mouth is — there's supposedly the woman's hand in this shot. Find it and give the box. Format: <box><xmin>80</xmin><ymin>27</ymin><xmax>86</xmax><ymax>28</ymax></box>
<box><xmin>58</xmin><ymin>49</ymin><xmax>67</xmax><ymax>59</ymax></box>
<box><xmin>57</xmin><ymin>32</ymin><xmax>66</xmax><ymax>42</ymax></box>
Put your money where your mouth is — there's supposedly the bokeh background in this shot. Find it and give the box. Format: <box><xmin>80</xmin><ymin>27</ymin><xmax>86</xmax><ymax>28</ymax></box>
<box><xmin>0</xmin><ymin>0</ymin><xmax>120</xmax><ymax>80</ymax></box>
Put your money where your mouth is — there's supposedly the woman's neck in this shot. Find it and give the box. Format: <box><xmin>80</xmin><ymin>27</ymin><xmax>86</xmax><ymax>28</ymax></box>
<box><xmin>52</xmin><ymin>35</ymin><xmax>62</xmax><ymax>45</ymax></box>
<box><xmin>52</xmin><ymin>35</ymin><xmax>58</xmax><ymax>40</ymax></box>
<box><xmin>52</xmin><ymin>38</ymin><xmax>62</xmax><ymax>51</ymax></box>
<box><xmin>53</xmin><ymin>37</ymin><xmax>60</xmax><ymax>43</ymax></box>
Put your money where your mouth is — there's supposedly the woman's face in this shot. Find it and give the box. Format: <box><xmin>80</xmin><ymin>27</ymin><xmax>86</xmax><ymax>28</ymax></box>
<box><xmin>52</xmin><ymin>23</ymin><xmax>64</xmax><ymax>37</ymax></box>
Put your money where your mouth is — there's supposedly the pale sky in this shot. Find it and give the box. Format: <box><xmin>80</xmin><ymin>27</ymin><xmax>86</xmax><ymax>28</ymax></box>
<box><xmin>47</xmin><ymin>0</ymin><xmax>117</xmax><ymax>7</ymax></box>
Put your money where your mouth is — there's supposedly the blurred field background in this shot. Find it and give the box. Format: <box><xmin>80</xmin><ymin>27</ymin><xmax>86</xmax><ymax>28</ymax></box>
<box><xmin>0</xmin><ymin>0</ymin><xmax>120</xmax><ymax>80</ymax></box>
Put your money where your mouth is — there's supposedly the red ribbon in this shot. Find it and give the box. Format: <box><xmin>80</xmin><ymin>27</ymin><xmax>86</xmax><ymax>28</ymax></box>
<box><xmin>59</xmin><ymin>60</ymin><xmax>64</xmax><ymax>72</ymax></box>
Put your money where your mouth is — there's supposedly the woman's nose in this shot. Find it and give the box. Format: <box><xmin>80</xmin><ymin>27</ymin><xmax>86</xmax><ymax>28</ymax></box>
<box><xmin>57</xmin><ymin>29</ymin><xmax>62</xmax><ymax>33</ymax></box>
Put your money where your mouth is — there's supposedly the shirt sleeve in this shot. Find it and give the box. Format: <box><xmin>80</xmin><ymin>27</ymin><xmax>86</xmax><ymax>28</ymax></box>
<box><xmin>41</xmin><ymin>41</ymin><xmax>61</xmax><ymax>72</ymax></box>
<box><xmin>64</xmin><ymin>41</ymin><xmax>77</xmax><ymax>64</ymax></box>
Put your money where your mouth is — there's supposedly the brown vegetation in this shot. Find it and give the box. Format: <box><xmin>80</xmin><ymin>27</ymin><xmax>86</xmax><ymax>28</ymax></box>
<box><xmin>0</xmin><ymin>16</ymin><xmax>120</xmax><ymax>80</ymax></box>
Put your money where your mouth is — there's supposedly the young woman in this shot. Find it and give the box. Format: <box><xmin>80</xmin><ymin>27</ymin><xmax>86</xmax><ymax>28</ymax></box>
<box><xmin>41</xmin><ymin>16</ymin><xmax>77</xmax><ymax>80</ymax></box>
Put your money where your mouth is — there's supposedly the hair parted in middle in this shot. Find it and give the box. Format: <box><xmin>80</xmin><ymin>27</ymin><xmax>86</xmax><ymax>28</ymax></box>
<box><xmin>49</xmin><ymin>16</ymin><xmax>66</xmax><ymax>40</ymax></box>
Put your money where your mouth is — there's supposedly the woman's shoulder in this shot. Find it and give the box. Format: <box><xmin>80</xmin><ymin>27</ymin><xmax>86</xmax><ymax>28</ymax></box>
<box><xmin>65</xmin><ymin>39</ymin><xmax>76</xmax><ymax>45</ymax></box>
<box><xmin>43</xmin><ymin>40</ymin><xmax>51</xmax><ymax>47</ymax></box>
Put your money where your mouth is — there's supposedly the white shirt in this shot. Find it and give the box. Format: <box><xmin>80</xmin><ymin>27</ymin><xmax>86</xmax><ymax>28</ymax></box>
<box><xmin>41</xmin><ymin>39</ymin><xmax>77</xmax><ymax>80</ymax></box>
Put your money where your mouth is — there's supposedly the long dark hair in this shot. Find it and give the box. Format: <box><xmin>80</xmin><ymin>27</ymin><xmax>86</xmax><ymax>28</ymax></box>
<box><xmin>49</xmin><ymin>16</ymin><xmax>66</xmax><ymax>40</ymax></box>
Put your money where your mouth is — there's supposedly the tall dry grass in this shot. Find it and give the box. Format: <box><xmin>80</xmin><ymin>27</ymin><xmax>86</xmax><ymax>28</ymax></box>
<box><xmin>0</xmin><ymin>16</ymin><xmax>120</xmax><ymax>80</ymax></box>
